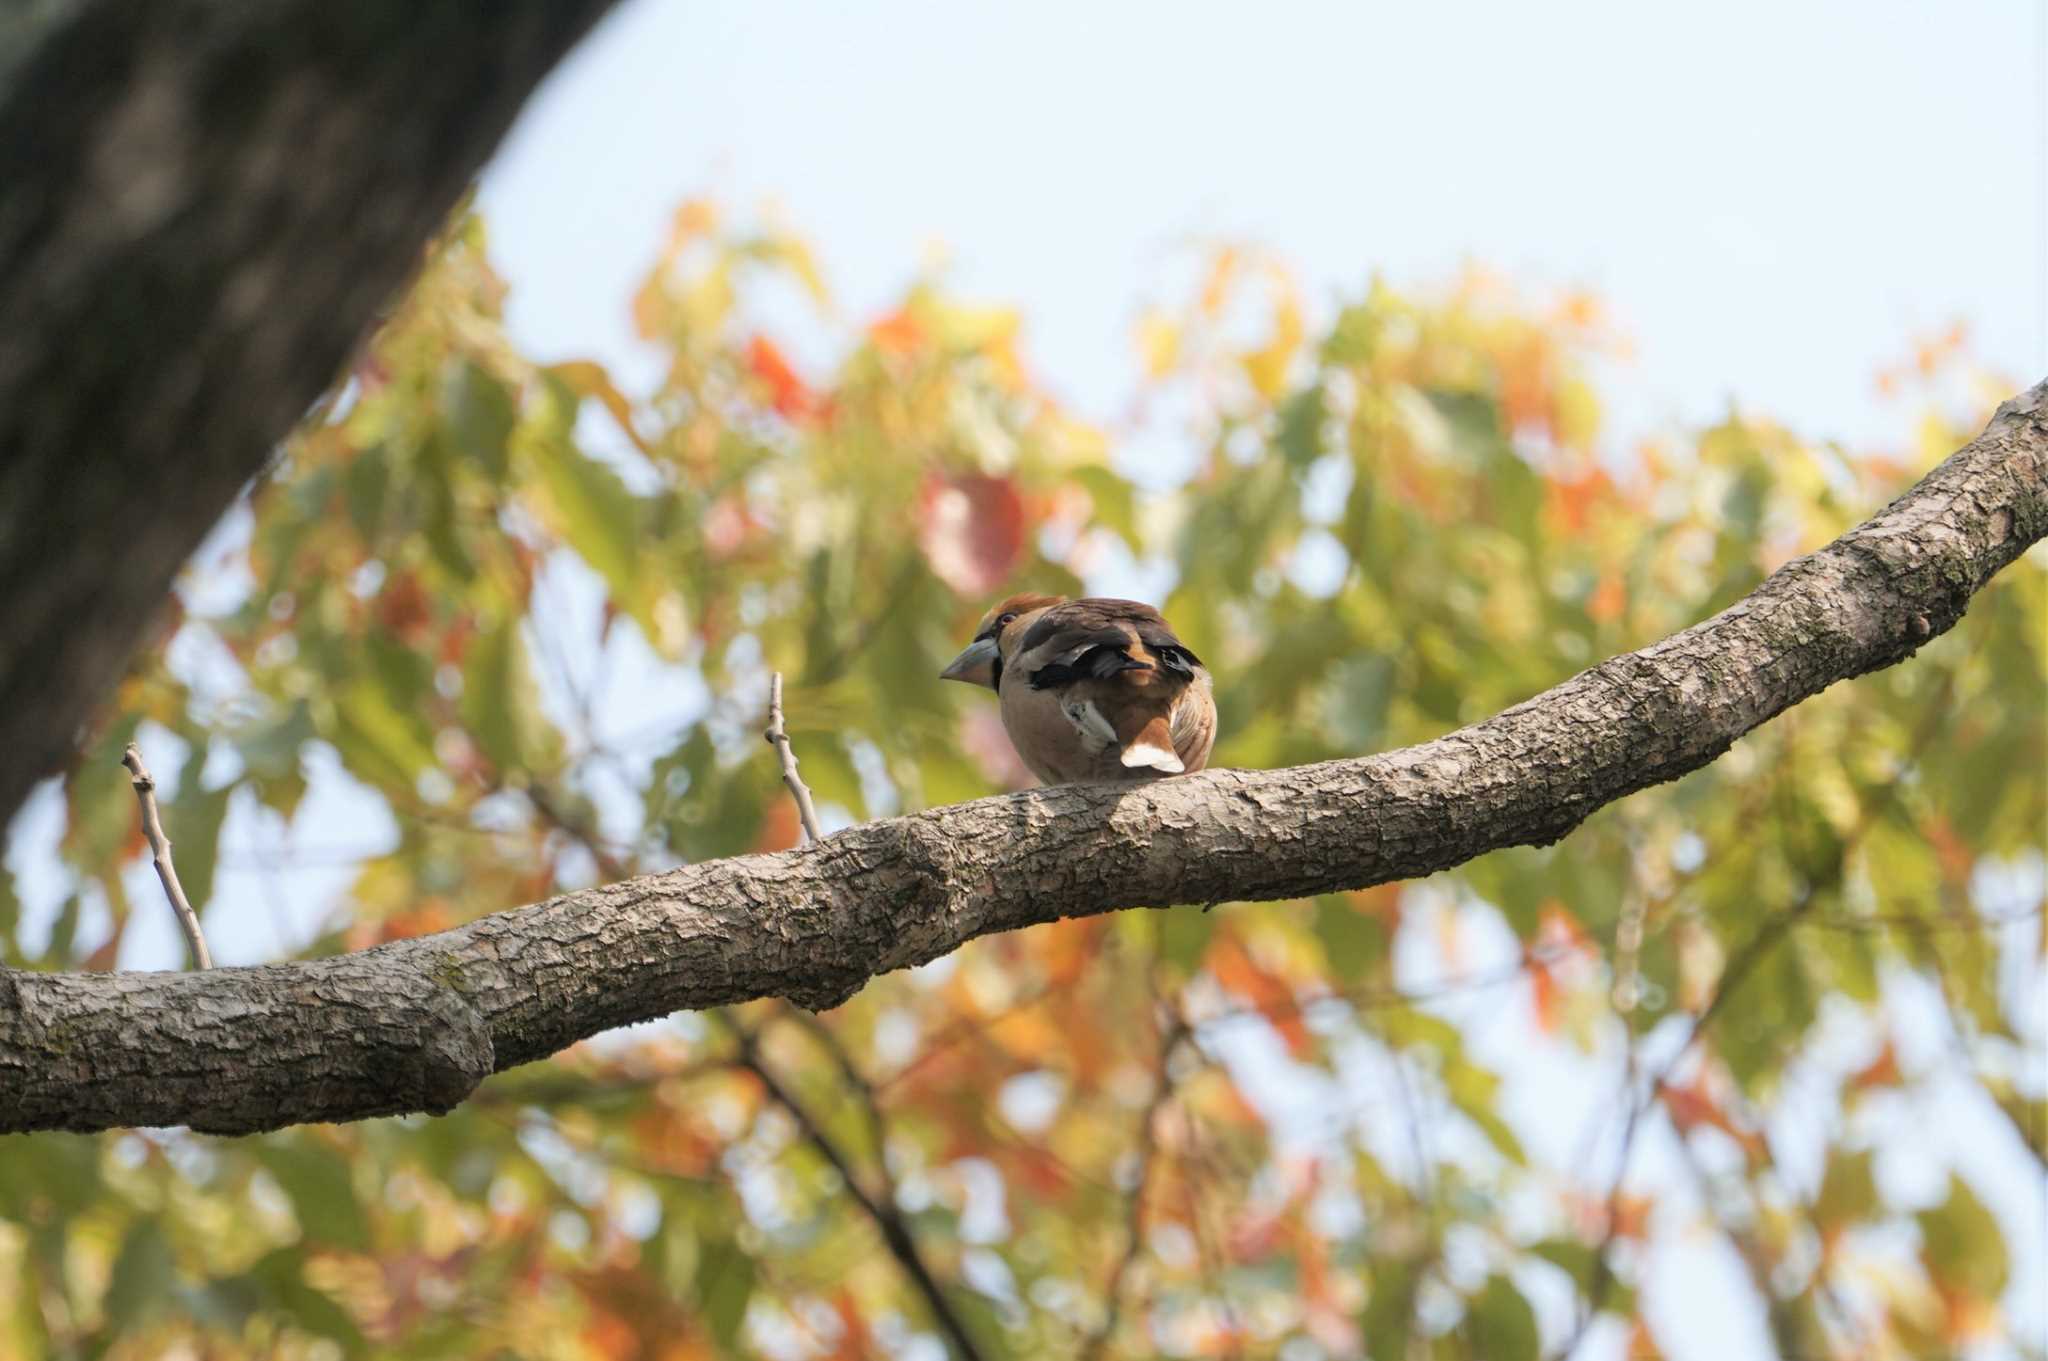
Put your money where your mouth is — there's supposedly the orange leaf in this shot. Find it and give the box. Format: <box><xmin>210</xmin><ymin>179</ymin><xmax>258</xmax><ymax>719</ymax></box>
<box><xmin>869</xmin><ymin>309</ymin><xmax>925</xmax><ymax>356</ymax></box>
<box><xmin>747</xmin><ymin>335</ymin><xmax>814</xmax><ymax>421</ymax></box>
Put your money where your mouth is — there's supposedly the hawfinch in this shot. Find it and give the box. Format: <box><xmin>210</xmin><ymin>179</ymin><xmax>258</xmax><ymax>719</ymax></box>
<box><xmin>940</xmin><ymin>594</ymin><xmax>1217</xmax><ymax>785</ymax></box>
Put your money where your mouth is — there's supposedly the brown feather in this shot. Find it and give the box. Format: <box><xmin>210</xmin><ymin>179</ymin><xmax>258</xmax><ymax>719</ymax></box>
<box><xmin>969</xmin><ymin>595</ymin><xmax>1216</xmax><ymax>783</ymax></box>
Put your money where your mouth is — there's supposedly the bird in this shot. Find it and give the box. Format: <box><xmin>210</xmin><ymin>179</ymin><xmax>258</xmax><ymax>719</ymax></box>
<box><xmin>939</xmin><ymin>593</ymin><xmax>1217</xmax><ymax>785</ymax></box>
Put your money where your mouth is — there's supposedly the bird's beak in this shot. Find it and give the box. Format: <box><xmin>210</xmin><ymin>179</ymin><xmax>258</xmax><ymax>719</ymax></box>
<box><xmin>939</xmin><ymin>637</ymin><xmax>999</xmax><ymax>688</ymax></box>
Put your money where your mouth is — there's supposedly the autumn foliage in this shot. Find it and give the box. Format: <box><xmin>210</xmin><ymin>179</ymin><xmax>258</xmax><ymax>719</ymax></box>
<box><xmin>0</xmin><ymin>202</ymin><xmax>2039</xmax><ymax>1360</ymax></box>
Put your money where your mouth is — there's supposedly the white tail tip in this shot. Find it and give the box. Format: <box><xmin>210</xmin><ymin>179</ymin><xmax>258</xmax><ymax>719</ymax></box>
<box><xmin>1121</xmin><ymin>742</ymin><xmax>1184</xmax><ymax>773</ymax></box>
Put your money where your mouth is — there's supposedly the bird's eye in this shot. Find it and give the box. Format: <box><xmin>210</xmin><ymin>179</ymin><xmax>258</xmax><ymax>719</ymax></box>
<box><xmin>997</xmin><ymin>612</ymin><xmax>1017</xmax><ymax>628</ymax></box>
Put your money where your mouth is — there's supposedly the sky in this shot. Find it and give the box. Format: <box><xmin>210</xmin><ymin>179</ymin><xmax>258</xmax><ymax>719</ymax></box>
<box><xmin>475</xmin><ymin>0</ymin><xmax>2046</xmax><ymax>455</ymax></box>
<box><xmin>6</xmin><ymin>4</ymin><xmax>2044</xmax><ymax>1357</ymax></box>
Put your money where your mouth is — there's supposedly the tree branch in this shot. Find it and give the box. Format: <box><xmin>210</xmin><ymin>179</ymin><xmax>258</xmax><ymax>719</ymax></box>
<box><xmin>0</xmin><ymin>0</ymin><xmax>622</xmax><ymax>830</ymax></box>
<box><xmin>765</xmin><ymin>672</ymin><xmax>825</xmax><ymax>844</ymax></box>
<box><xmin>119</xmin><ymin>742</ymin><xmax>213</xmax><ymax>970</ymax></box>
<box><xmin>732</xmin><ymin>1019</ymin><xmax>990</xmax><ymax>1361</ymax></box>
<box><xmin>2</xmin><ymin>383</ymin><xmax>2043</xmax><ymax>1135</ymax></box>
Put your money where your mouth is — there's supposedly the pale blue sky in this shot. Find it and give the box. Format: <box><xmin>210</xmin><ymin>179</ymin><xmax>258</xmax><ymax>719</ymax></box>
<box><xmin>479</xmin><ymin>0</ymin><xmax>2045</xmax><ymax>451</ymax></box>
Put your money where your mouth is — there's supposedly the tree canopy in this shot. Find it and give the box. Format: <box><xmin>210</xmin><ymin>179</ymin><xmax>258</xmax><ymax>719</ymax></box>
<box><xmin>1</xmin><ymin>204</ymin><xmax>2041</xmax><ymax>1360</ymax></box>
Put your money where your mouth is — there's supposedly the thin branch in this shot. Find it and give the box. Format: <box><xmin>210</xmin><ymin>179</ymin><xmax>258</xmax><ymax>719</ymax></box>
<box><xmin>731</xmin><ymin>1020</ymin><xmax>989</xmax><ymax>1361</ymax></box>
<box><xmin>764</xmin><ymin>672</ymin><xmax>824</xmax><ymax>844</ymax></box>
<box><xmin>119</xmin><ymin>743</ymin><xmax>213</xmax><ymax>970</ymax></box>
<box><xmin>1558</xmin><ymin>674</ymin><xmax>1958</xmax><ymax>1358</ymax></box>
<box><xmin>514</xmin><ymin>772</ymin><xmax>977</xmax><ymax>1359</ymax></box>
<box><xmin>768</xmin><ymin>1002</ymin><xmax>895</xmax><ymax>1193</ymax></box>
<box><xmin>1084</xmin><ymin>987</ymin><xmax>1184</xmax><ymax>1361</ymax></box>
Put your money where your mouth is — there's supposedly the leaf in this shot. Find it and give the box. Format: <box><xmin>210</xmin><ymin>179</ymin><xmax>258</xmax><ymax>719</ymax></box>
<box><xmin>332</xmin><ymin>675</ymin><xmax>438</xmax><ymax>790</ymax></box>
<box><xmin>257</xmin><ymin>1143</ymin><xmax>371</xmax><ymax>1253</ymax></box>
<box><xmin>444</xmin><ymin>359</ymin><xmax>516</xmax><ymax>477</ymax></box>
<box><xmin>548</xmin><ymin>359</ymin><xmax>649</xmax><ymax>457</ymax></box>
<box><xmin>1445</xmin><ymin>1056</ymin><xmax>1526</xmax><ymax>1165</ymax></box>
<box><xmin>747</xmin><ymin>335</ymin><xmax>813</xmax><ymax>421</ymax></box>
<box><xmin>103</xmin><ymin>1218</ymin><xmax>177</xmax><ymax>1327</ymax></box>
<box><xmin>1157</xmin><ymin>905</ymin><xmax>1217</xmax><ymax>974</ymax></box>
<box><xmin>525</xmin><ymin>387</ymin><xmax>645</xmax><ymax>607</ymax></box>
<box><xmin>1532</xmin><ymin>1238</ymin><xmax>1634</xmax><ymax>1316</ymax></box>
<box><xmin>244</xmin><ymin>1248</ymin><xmax>366</xmax><ymax>1349</ymax></box>
<box><xmin>1314</xmin><ymin>894</ymin><xmax>1390</xmax><ymax>980</ymax></box>
<box><xmin>1069</xmin><ymin>465</ymin><xmax>1141</xmax><ymax>550</ymax></box>
<box><xmin>917</xmin><ymin>472</ymin><xmax>1028</xmax><ymax>598</ymax></box>
<box><xmin>1276</xmin><ymin>382</ymin><xmax>1326</xmax><ymax>467</ymax></box>
<box><xmin>1467</xmin><ymin>1275</ymin><xmax>1539</xmax><ymax>1361</ymax></box>
<box><xmin>696</xmin><ymin>1238</ymin><xmax>756</xmax><ymax>1355</ymax></box>
<box><xmin>165</xmin><ymin>777</ymin><xmax>235</xmax><ymax>920</ymax></box>
<box><xmin>1917</xmin><ymin>1173</ymin><xmax>2006</xmax><ymax>1300</ymax></box>
<box><xmin>1814</xmin><ymin>1146</ymin><xmax>1879</xmax><ymax>1231</ymax></box>
<box><xmin>1361</xmin><ymin>1256</ymin><xmax>1419</xmax><ymax>1361</ymax></box>
<box><xmin>1242</xmin><ymin>288</ymin><xmax>1303</xmax><ymax>400</ymax></box>
<box><xmin>461</xmin><ymin>616</ymin><xmax>550</xmax><ymax>777</ymax></box>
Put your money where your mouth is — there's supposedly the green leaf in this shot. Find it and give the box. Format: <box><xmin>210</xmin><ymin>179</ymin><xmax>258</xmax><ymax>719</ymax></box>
<box><xmin>1361</xmin><ymin>1255</ymin><xmax>1419</xmax><ymax>1361</ymax></box>
<box><xmin>257</xmin><ymin>1143</ymin><xmax>371</xmax><ymax>1253</ymax></box>
<box><xmin>461</xmin><ymin>616</ymin><xmax>550</xmax><ymax>777</ymax></box>
<box><xmin>1445</xmin><ymin>1057</ymin><xmax>1526</xmax><ymax>1165</ymax></box>
<box><xmin>444</xmin><ymin>360</ymin><xmax>516</xmax><ymax>478</ymax></box>
<box><xmin>1070</xmin><ymin>464</ymin><xmax>1141</xmax><ymax>550</ymax></box>
<box><xmin>1157</xmin><ymin>905</ymin><xmax>1217</xmax><ymax>974</ymax></box>
<box><xmin>245</xmin><ymin>1248</ymin><xmax>366</xmax><ymax>1349</ymax></box>
<box><xmin>1531</xmin><ymin>1238</ymin><xmax>1633</xmax><ymax>1316</ymax></box>
<box><xmin>526</xmin><ymin>386</ymin><xmax>644</xmax><ymax>606</ymax></box>
<box><xmin>332</xmin><ymin>675</ymin><xmax>439</xmax><ymax>790</ymax></box>
<box><xmin>164</xmin><ymin>777</ymin><xmax>235</xmax><ymax>920</ymax></box>
<box><xmin>1276</xmin><ymin>382</ymin><xmax>1327</xmax><ymax>467</ymax></box>
<box><xmin>696</xmin><ymin>1238</ymin><xmax>756</xmax><ymax>1356</ymax></box>
<box><xmin>1313</xmin><ymin>894</ymin><xmax>1390</xmax><ymax>981</ymax></box>
<box><xmin>1466</xmin><ymin>1275</ymin><xmax>1538</xmax><ymax>1361</ymax></box>
<box><xmin>1814</xmin><ymin>1147</ymin><xmax>1879</xmax><ymax>1230</ymax></box>
<box><xmin>1917</xmin><ymin>1173</ymin><xmax>2006</xmax><ymax>1300</ymax></box>
<box><xmin>103</xmin><ymin>1218</ymin><xmax>177</xmax><ymax>1327</ymax></box>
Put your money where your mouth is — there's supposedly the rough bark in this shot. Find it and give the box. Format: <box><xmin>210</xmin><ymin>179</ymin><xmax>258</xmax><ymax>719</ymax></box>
<box><xmin>3</xmin><ymin>382</ymin><xmax>2044</xmax><ymax>1136</ymax></box>
<box><xmin>0</xmin><ymin>0</ymin><xmax>621</xmax><ymax>830</ymax></box>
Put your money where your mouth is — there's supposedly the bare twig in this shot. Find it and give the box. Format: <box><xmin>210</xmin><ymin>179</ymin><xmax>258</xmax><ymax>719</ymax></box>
<box><xmin>732</xmin><ymin>1020</ymin><xmax>988</xmax><ymax>1361</ymax></box>
<box><xmin>770</xmin><ymin>1002</ymin><xmax>896</xmax><ymax>1191</ymax></box>
<box><xmin>764</xmin><ymin>672</ymin><xmax>824</xmax><ymax>844</ymax></box>
<box><xmin>515</xmin><ymin>776</ymin><xmax>979</xmax><ymax>1360</ymax></box>
<box><xmin>1085</xmin><ymin>991</ymin><xmax>1184</xmax><ymax>1361</ymax></box>
<box><xmin>1557</xmin><ymin>679</ymin><xmax>1958</xmax><ymax>1359</ymax></box>
<box><xmin>120</xmin><ymin>742</ymin><xmax>213</xmax><ymax>970</ymax></box>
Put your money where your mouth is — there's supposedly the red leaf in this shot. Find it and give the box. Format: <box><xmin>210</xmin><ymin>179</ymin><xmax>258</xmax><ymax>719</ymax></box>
<box><xmin>917</xmin><ymin>472</ymin><xmax>1028</xmax><ymax>598</ymax></box>
<box><xmin>747</xmin><ymin>335</ymin><xmax>813</xmax><ymax>421</ymax></box>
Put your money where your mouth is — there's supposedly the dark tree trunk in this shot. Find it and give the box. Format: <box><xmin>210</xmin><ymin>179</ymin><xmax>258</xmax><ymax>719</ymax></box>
<box><xmin>0</xmin><ymin>0</ymin><xmax>622</xmax><ymax>828</ymax></box>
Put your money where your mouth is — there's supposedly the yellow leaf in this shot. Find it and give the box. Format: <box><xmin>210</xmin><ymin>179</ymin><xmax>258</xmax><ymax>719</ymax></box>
<box><xmin>1244</xmin><ymin>290</ymin><xmax>1304</xmax><ymax>400</ymax></box>
<box><xmin>1137</xmin><ymin>310</ymin><xmax>1181</xmax><ymax>379</ymax></box>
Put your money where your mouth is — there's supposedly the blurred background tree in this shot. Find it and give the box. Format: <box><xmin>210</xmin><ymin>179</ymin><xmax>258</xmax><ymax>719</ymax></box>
<box><xmin>0</xmin><ymin>197</ymin><xmax>2038</xmax><ymax>1361</ymax></box>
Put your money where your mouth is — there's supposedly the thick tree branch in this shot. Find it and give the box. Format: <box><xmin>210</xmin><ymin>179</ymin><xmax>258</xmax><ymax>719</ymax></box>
<box><xmin>0</xmin><ymin>0</ymin><xmax>621</xmax><ymax>829</ymax></box>
<box><xmin>2</xmin><ymin>383</ymin><xmax>2043</xmax><ymax>1136</ymax></box>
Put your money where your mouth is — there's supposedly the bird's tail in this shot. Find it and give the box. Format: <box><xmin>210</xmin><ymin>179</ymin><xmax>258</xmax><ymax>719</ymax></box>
<box><xmin>1119</xmin><ymin>714</ymin><xmax>1185</xmax><ymax>773</ymax></box>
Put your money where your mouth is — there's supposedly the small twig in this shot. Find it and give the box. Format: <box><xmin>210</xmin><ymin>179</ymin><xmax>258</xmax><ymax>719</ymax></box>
<box><xmin>732</xmin><ymin>1020</ymin><xmax>988</xmax><ymax>1361</ymax></box>
<box><xmin>1085</xmin><ymin>999</ymin><xmax>1184</xmax><ymax>1361</ymax></box>
<box><xmin>1558</xmin><ymin>679</ymin><xmax>1957</xmax><ymax>1359</ymax></box>
<box><xmin>763</xmin><ymin>672</ymin><xmax>824</xmax><ymax>845</ymax></box>
<box><xmin>120</xmin><ymin>742</ymin><xmax>213</xmax><ymax>970</ymax></box>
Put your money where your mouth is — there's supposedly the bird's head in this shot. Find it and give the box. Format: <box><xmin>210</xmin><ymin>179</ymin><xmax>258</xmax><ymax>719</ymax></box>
<box><xmin>939</xmin><ymin>592</ymin><xmax>1065</xmax><ymax>690</ymax></box>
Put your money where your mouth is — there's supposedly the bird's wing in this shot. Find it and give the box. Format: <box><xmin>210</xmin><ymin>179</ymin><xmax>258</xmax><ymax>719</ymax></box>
<box><xmin>1012</xmin><ymin>600</ymin><xmax>1207</xmax><ymax>771</ymax></box>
